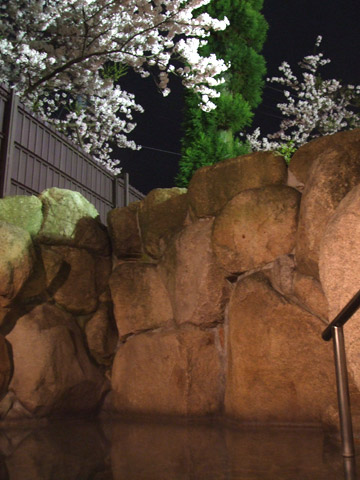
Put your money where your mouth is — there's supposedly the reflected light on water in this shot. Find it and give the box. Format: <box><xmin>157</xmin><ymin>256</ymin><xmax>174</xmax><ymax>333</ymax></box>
<box><xmin>0</xmin><ymin>418</ymin><xmax>358</xmax><ymax>479</ymax></box>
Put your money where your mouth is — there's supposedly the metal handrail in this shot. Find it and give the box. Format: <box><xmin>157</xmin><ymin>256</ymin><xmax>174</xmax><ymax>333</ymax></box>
<box><xmin>322</xmin><ymin>289</ymin><xmax>360</xmax><ymax>341</ymax></box>
<box><xmin>322</xmin><ymin>288</ymin><xmax>360</xmax><ymax>459</ymax></box>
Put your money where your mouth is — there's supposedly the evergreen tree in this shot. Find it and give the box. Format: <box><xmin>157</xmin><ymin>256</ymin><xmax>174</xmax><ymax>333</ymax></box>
<box><xmin>176</xmin><ymin>0</ymin><xmax>268</xmax><ymax>186</ymax></box>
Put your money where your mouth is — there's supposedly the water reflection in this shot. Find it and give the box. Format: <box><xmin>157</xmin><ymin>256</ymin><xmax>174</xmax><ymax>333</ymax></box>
<box><xmin>0</xmin><ymin>418</ymin><xmax>357</xmax><ymax>479</ymax></box>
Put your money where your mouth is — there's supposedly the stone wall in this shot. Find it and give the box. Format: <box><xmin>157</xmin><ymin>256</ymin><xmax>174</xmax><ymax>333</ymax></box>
<box><xmin>1</xmin><ymin>129</ymin><xmax>360</xmax><ymax>430</ymax></box>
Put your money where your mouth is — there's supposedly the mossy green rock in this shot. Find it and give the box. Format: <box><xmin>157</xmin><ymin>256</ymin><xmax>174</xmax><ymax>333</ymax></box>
<box><xmin>0</xmin><ymin>195</ymin><xmax>43</xmax><ymax>237</ymax></box>
<box><xmin>37</xmin><ymin>188</ymin><xmax>109</xmax><ymax>253</ymax></box>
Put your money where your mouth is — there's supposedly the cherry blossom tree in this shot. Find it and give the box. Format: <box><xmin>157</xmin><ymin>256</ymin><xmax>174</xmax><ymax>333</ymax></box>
<box><xmin>0</xmin><ymin>0</ymin><xmax>229</xmax><ymax>172</ymax></box>
<box><xmin>245</xmin><ymin>36</ymin><xmax>360</xmax><ymax>162</ymax></box>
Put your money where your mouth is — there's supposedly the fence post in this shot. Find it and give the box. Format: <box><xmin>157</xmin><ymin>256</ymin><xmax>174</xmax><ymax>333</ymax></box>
<box><xmin>0</xmin><ymin>89</ymin><xmax>18</xmax><ymax>197</ymax></box>
<box><xmin>124</xmin><ymin>172</ymin><xmax>129</xmax><ymax>207</ymax></box>
<box><xmin>112</xmin><ymin>175</ymin><xmax>119</xmax><ymax>209</ymax></box>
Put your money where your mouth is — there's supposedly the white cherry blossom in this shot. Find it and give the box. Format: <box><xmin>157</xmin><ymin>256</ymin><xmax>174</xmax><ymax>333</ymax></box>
<box><xmin>246</xmin><ymin>37</ymin><xmax>360</xmax><ymax>161</ymax></box>
<box><xmin>0</xmin><ymin>0</ymin><xmax>229</xmax><ymax>172</ymax></box>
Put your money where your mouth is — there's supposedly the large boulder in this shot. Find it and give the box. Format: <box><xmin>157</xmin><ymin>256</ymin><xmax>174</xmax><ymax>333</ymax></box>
<box><xmin>111</xmin><ymin>327</ymin><xmax>224</xmax><ymax>416</ymax></box>
<box><xmin>40</xmin><ymin>245</ymin><xmax>98</xmax><ymax>314</ymax></box>
<box><xmin>292</xmin><ymin>271</ymin><xmax>329</xmax><ymax>321</ymax></box>
<box><xmin>224</xmin><ymin>272</ymin><xmax>338</xmax><ymax>425</ymax></box>
<box><xmin>0</xmin><ymin>195</ymin><xmax>43</xmax><ymax>237</ymax></box>
<box><xmin>6</xmin><ymin>303</ymin><xmax>106</xmax><ymax>417</ymax></box>
<box><xmin>107</xmin><ymin>202</ymin><xmax>142</xmax><ymax>259</ymax></box>
<box><xmin>138</xmin><ymin>188</ymin><xmax>188</xmax><ymax>259</ymax></box>
<box><xmin>0</xmin><ymin>221</ymin><xmax>35</xmax><ymax>308</ymax></box>
<box><xmin>212</xmin><ymin>186</ymin><xmax>300</xmax><ymax>273</ymax></box>
<box><xmin>187</xmin><ymin>152</ymin><xmax>287</xmax><ymax>218</ymax></box>
<box><xmin>267</xmin><ymin>255</ymin><xmax>328</xmax><ymax>321</ymax></box>
<box><xmin>289</xmin><ymin>129</ymin><xmax>360</xmax><ymax>187</ymax></box>
<box><xmin>37</xmin><ymin>188</ymin><xmax>110</xmax><ymax>254</ymax></box>
<box><xmin>85</xmin><ymin>302</ymin><xmax>118</xmax><ymax>366</ymax></box>
<box><xmin>266</xmin><ymin>254</ymin><xmax>296</xmax><ymax>297</ymax></box>
<box><xmin>109</xmin><ymin>262</ymin><xmax>173</xmax><ymax>340</ymax></box>
<box><xmin>0</xmin><ymin>335</ymin><xmax>11</xmax><ymax>399</ymax></box>
<box><xmin>319</xmin><ymin>184</ymin><xmax>360</xmax><ymax>390</ymax></box>
<box><xmin>94</xmin><ymin>254</ymin><xmax>112</xmax><ymax>298</ymax></box>
<box><xmin>295</xmin><ymin>133</ymin><xmax>360</xmax><ymax>279</ymax></box>
<box><xmin>159</xmin><ymin>219</ymin><xmax>230</xmax><ymax>326</ymax></box>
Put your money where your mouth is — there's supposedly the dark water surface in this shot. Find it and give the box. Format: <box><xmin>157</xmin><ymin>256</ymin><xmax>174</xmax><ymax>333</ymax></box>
<box><xmin>0</xmin><ymin>418</ymin><xmax>358</xmax><ymax>479</ymax></box>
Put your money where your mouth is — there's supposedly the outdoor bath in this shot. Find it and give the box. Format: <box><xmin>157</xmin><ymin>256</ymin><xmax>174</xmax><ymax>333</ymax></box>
<box><xmin>0</xmin><ymin>418</ymin><xmax>355</xmax><ymax>479</ymax></box>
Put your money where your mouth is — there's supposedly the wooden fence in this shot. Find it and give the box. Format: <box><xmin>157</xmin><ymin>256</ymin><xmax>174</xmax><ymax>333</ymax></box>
<box><xmin>0</xmin><ymin>84</ymin><xmax>144</xmax><ymax>224</ymax></box>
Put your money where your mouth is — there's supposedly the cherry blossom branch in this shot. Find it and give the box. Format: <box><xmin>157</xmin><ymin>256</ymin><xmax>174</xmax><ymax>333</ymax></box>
<box><xmin>245</xmin><ymin>36</ymin><xmax>360</xmax><ymax>162</ymax></box>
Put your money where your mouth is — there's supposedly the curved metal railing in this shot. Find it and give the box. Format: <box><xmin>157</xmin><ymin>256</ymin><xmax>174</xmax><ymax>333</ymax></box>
<box><xmin>322</xmin><ymin>288</ymin><xmax>360</xmax><ymax>459</ymax></box>
<box><xmin>322</xmin><ymin>290</ymin><xmax>360</xmax><ymax>342</ymax></box>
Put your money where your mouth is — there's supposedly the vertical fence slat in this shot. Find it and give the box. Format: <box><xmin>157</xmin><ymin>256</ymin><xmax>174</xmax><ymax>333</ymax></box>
<box><xmin>0</xmin><ymin>90</ymin><xmax>18</xmax><ymax>197</ymax></box>
<box><xmin>124</xmin><ymin>172</ymin><xmax>129</xmax><ymax>207</ymax></box>
<box><xmin>112</xmin><ymin>176</ymin><xmax>118</xmax><ymax>210</ymax></box>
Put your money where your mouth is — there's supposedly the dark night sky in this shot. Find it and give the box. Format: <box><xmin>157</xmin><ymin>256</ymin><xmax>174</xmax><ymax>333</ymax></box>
<box><xmin>117</xmin><ymin>0</ymin><xmax>360</xmax><ymax>195</ymax></box>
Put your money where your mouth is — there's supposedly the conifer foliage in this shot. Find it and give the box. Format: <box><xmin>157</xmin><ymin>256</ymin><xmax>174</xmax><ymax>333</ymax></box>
<box><xmin>176</xmin><ymin>0</ymin><xmax>268</xmax><ymax>186</ymax></box>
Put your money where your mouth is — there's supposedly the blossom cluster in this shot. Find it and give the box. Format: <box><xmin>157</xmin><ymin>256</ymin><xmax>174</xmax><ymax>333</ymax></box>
<box><xmin>0</xmin><ymin>0</ymin><xmax>229</xmax><ymax>172</ymax></box>
<box><xmin>245</xmin><ymin>37</ymin><xmax>360</xmax><ymax>161</ymax></box>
